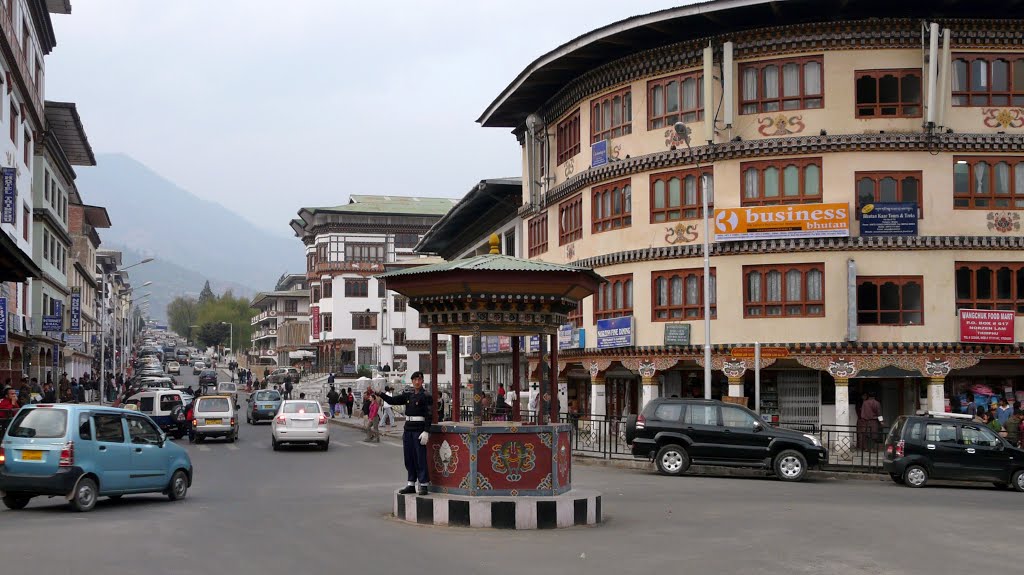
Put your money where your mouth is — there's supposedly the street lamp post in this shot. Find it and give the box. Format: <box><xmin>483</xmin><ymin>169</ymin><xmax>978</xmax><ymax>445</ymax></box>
<box><xmin>221</xmin><ymin>321</ymin><xmax>233</xmax><ymax>360</ymax></box>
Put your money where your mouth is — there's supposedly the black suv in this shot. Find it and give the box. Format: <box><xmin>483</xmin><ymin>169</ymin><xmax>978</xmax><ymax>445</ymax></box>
<box><xmin>625</xmin><ymin>398</ymin><xmax>826</xmax><ymax>482</ymax></box>
<box><xmin>198</xmin><ymin>369</ymin><xmax>218</xmax><ymax>386</ymax></box>
<box><xmin>883</xmin><ymin>413</ymin><xmax>1024</xmax><ymax>491</ymax></box>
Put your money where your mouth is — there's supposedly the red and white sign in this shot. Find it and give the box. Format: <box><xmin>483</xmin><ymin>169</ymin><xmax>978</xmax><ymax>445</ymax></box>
<box><xmin>959</xmin><ymin>309</ymin><xmax>1015</xmax><ymax>344</ymax></box>
<box><xmin>311</xmin><ymin>306</ymin><xmax>320</xmax><ymax>340</ymax></box>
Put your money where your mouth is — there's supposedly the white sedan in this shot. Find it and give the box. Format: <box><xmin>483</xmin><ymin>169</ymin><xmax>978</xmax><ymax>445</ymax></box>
<box><xmin>271</xmin><ymin>400</ymin><xmax>329</xmax><ymax>451</ymax></box>
<box><xmin>166</xmin><ymin>361</ymin><xmax>180</xmax><ymax>374</ymax></box>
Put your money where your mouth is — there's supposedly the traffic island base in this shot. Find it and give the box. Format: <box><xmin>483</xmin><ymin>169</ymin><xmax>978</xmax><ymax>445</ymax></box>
<box><xmin>392</xmin><ymin>489</ymin><xmax>602</xmax><ymax>529</ymax></box>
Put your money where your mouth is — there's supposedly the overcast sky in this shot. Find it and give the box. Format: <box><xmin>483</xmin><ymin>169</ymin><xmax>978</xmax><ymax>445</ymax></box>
<box><xmin>46</xmin><ymin>1</ymin><xmax>681</xmax><ymax>236</ymax></box>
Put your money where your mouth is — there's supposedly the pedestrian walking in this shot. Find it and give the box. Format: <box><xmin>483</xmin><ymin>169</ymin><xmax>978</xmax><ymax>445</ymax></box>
<box><xmin>365</xmin><ymin>392</ymin><xmax>381</xmax><ymax>443</ymax></box>
<box><xmin>857</xmin><ymin>392</ymin><xmax>881</xmax><ymax>449</ymax></box>
<box><xmin>380</xmin><ymin>386</ymin><xmax>396</xmax><ymax>432</ymax></box>
<box><xmin>376</xmin><ymin>372</ymin><xmax>433</xmax><ymax>495</ymax></box>
<box><xmin>327</xmin><ymin>385</ymin><xmax>340</xmax><ymax>419</ymax></box>
<box><xmin>345</xmin><ymin>388</ymin><xmax>354</xmax><ymax>419</ymax></box>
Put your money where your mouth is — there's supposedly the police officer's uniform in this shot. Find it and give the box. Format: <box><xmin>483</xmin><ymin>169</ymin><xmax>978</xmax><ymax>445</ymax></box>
<box><xmin>377</xmin><ymin>385</ymin><xmax>433</xmax><ymax>495</ymax></box>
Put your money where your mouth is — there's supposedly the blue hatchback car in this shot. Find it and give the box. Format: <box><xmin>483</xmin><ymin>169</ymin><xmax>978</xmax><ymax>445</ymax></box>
<box><xmin>0</xmin><ymin>404</ymin><xmax>193</xmax><ymax>512</ymax></box>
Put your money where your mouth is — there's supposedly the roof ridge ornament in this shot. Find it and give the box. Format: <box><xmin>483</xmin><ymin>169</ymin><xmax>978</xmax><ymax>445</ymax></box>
<box><xmin>489</xmin><ymin>234</ymin><xmax>501</xmax><ymax>254</ymax></box>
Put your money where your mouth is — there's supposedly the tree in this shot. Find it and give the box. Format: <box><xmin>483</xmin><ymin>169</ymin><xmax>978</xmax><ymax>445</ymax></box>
<box><xmin>196</xmin><ymin>322</ymin><xmax>231</xmax><ymax>348</ymax></box>
<box><xmin>198</xmin><ymin>281</ymin><xmax>215</xmax><ymax>305</ymax></box>
<box><xmin>166</xmin><ymin>296</ymin><xmax>198</xmax><ymax>337</ymax></box>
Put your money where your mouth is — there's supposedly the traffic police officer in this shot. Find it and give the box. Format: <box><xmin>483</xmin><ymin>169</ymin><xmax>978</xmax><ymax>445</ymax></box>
<box><xmin>376</xmin><ymin>371</ymin><xmax>433</xmax><ymax>495</ymax></box>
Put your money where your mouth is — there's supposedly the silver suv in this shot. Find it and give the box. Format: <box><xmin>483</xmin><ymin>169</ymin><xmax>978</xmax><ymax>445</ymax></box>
<box><xmin>191</xmin><ymin>396</ymin><xmax>239</xmax><ymax>443</ymax></box>
<box><xmin>267</xmin><ymin>367</ymin><xmax>299</xmax><ymax>385</ymax></box>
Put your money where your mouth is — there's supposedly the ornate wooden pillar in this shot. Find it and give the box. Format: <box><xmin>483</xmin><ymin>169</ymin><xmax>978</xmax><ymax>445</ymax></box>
<box><xmin>538</xmin><ymin>334</ymin><xmax>549</xmax><ymax>425</ymax></box>
<box><xmin>511</xmin><ymin>336</ymin><xmax>521</xmax><ymax>422</ymax></box>
<box><xmin>549</xmin><ymin>333</ymin><xmax>559</xmax><ymax>424</ymax></box>
<box><xmin>723</xmin><ymin>360</ymin><xmax>747</xmax><ymax>398</ymax></box>
<box><xmin>430</xmin><ymin>332</ymin><xmax>439</xmax><ymax>423</ymax></box>
<box><xmin>924</xmin><ymin>359</ymin><xmax>951</xmax><ymax>413</ymax></box>
<box><xmin>589</xmin><ymin>361</ymin><xmax>607</xmax><ymax>418</ymax></box>
<box><xmin>472</xmin><ymin>332</ymin><xmax>483</xmax><ymax>426</ymax></box>
<box><xmin>451</xmin><ymin>334</ymin><xmax>460</xmax><ymax>422</ymax></box>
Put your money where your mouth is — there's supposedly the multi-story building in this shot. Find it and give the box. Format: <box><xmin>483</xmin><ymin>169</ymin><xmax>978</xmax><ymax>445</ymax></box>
<box><xmin>0</xmin><ymin>0</ymin><xmax>59</xmax><ymax>385</ymax></box>
<box><xmin>95</xmin><ymin>249</ymin><xmax>132</xmax><ymax>376</ymax></box>
<box><xmin>416</xmin><ymin>178</ymin><xmax>523</xmax><ymax>396</ymax></box>
<box><xmin>249</xmin><ymin>273</ymin><xmax>311</xmax><ymax>368</ymax></box>
<box><xmin>290</xmin><ymin>195</ymin><xmax>456</xmax><ymax>385</ymax></box>
<box><xmin>477</xmin><ymin>0</ymin><xmax>1024</xmax><ymax>429</ymax></box>
<box><xmin>67</xmin><ymin>199</ymin><xmax>109</xmax><ymax>377</ymax></box>
<box><xmin>30</xmin><ymin>101</ymin><xmax>95</xmax><ymax>382</ymax></box>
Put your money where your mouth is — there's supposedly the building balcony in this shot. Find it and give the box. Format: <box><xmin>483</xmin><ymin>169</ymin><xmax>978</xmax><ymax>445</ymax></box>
<box><xmin>307</xmin><ymin>260</ymin><xmax>388</xmax><ymax>280</ymax></box>
<box><xmin>251</xmin><ymin>309</ymin><xmax>304</xmax><ymax>325</ymax></box>
<box><xmin>0</xmin><ymin>2</ymin><xmax>43</xmax><ymax>124</ymax></box>
<box><xmin>251</xmin><ymin>328</ymin><xmax>278</xmax><ymax>342</ymax></box>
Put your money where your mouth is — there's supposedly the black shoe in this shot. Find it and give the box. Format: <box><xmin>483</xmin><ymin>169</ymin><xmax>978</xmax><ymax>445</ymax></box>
<box><xmin>417</xmin><ymin>486</ymin><xmax>428</xmax><ymax>496</ymax></box>
<box><xmin>398</xmin><ymin>486</ymin><xmax>416</xmax><ymax>495</ymax></box>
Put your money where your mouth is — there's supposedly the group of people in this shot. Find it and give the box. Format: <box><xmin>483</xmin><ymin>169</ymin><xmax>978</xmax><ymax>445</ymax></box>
<box><xmin>959</xmin><ymin>394</ymin><xmax>1024</xmax><ymax>447</ymax></box>
<box><xmin>325</xmin><ymin>383</ymin><xmax>396</xmax><ymax>441</ymax></box>
<box><xmin>0</xmin><ymin>371</ymin><xmax>129</xmax><ymax>411</ymax></box>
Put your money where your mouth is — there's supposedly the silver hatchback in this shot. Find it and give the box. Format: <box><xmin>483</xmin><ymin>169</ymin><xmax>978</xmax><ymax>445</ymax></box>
<box><xmin>191</xmin><ymin>396</ymin><xmax>239</xmax><ymax>443</ymax></box>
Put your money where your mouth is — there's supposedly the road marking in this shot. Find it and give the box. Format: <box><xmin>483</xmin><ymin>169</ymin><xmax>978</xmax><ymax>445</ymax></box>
<box><xmin>198</xmin><ymin>445</ymin><xmax>211</xmax><ymax>452</ymax></box>
<box><xmin>384</xmin><ymin>442</ymin><xmax>402</xmax><ymax>448</ymax></box>
<box><xmin>355</xmin><ymin>441</ymin><xmax>379</xmax><ymax>448</ymax></box>
<box><xmin>227</xmin><ymin>444</ymin><xmax>239</xmax><ymax>451</ymax></box>
<box><xmin>332</xmin><ymin>441</ymin><xmax>352</xmax><ymax>447</ymax></box>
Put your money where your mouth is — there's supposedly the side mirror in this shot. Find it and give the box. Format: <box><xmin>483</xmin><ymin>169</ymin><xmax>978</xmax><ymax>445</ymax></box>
<box><xmin>753</xmin><ymin>421</ymin><xmax>764</xmax><ymax>433</ymax></box>
<box><xmin>158</xmin><ymin>432</ymin><xmax>167</xmax><ymax>447</ymax></box>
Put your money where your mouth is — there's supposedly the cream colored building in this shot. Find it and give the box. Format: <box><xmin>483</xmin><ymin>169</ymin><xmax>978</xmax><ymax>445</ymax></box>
<box><xmin>478</xmin><ymin>0</ymin><xmax>1024</xmax><ymax>430</ymax></box>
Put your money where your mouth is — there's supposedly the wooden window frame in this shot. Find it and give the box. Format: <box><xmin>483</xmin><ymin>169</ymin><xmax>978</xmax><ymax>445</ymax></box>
<box><xmin>592</xmin><ymin>179</ymin><xmax>632</xmax><ymax>233</ymax></box>
<box><xmin>647</xmin><ymin>71</ymin><xmax>704</xmax><ymax>129</ymax></box>
<box><xmin>743</xmin><ymin>263</ymin><xmax>825</xmax><ymax>318</ymax></box>
<box><xmin>558</xmin><ymin>194</ymin><xmax>583</xmax><ymax>245</ymax></box>
<box><xmin>345</xmin><ymin>243</ymin><xmax>385</xmax><ymax>263</ymax></box>
<box><xmin>740</xmin><ymin>157</ymin><xmax>823</xmax><ymax>206</ymax></box>
<box><xmin>321</xmin><ymin>313</ymin><xmax>333</xmax><ymax>332</ymax></box>
<box><xmin>855</xmin><ymin>171</ymin><xmax>924</xmax><ymax>218</ymax></box>
<box><xmin>567</xmin><ymin>300</ymin><xmax>583</xmax><ymax>329</ymax></box>
<box><xmin>344</xmin><ymin>278</ymin><xmax>368</xmax><ymax>298</ymax></box>
<box><xmin>419</xmin><ymin>354</ymin><xmax>446</xmax><ymax>375</ymax></box>
<box><xmin>351</xmin><ymin>313</ymin><xmax>378</xmax><ymax>330</ymax></box>
<box><xmin>393</xmin><ymin>233</ymin><xmax>419</xmax><ymax>249</ymax></box>
<box><xmin>951</xmin><ymin>53</ymin><xmax>1024</xmax><ymax>107</ymax></box>
<box><xmin>527</xmin><ymin>212</ymin><xmax>548</xmax><ymax>257</ymax></box>
<box><xmin>393</xmin><ymin>295</ymin><xmax>407</xmax><ymax>312</ymax></box>
<box><xmin>652</xmin><ymin>268</ymin><xmax>717</xmax><ymax>321</ymax></box>
<box><xmin>594</xmin><ymin>274</ymin><xmax>633</xmax><ymax>322</ymax></box>
<box><xmin>556</xmin><ymin>109</ymin><xmax>581</xmax><ymax>165</ymax></box>
<box><xmin>393</xmin><ymin>328</ymin><xmax>407</xmax><ymax>346</ymax></box>
<box><xmin>650</xmin><ymin>168</ymin><xmax>713</xmax><ymax>222</ymax></box>
<box><xmin>9</xmin><ymin>101</ymin><xmax>16</xmax><ymax>144</ymax></box>
<box><xmin>854</xmin><ymin>69</ymin><xmax>923</xmax><ymax>118</ymax></box>
<box><xmin>955</xmin><ymin>262</ymin><xmax>1024</xmax><ymax>314</ymax></box>
<box><xmin>953</xmin><ymin>156</ymin><xmax>1024</xmax><ymax>210</ymax></box>
<box><xmin>856</xmin><ymin>276</ymin><xmax>925</xmax><ymax>326</ymax></box>
<box><xmin>22</xmin><ymin>129</ymin><xmax>29</xmax><ymax>165</ymax></box>
<box><xmin>590</xmin><ymin>87</ymin><xmax>632</xmax><ymax>144</ymax></box>
<box><xmin>739</xmin><ymin>55</ymin><xmax>824</xmax><ymax>115</ymax></box>
<box><xmin>322</xmin><ymin>280</ymin><xmax>333</xmax><ymax>298</ymax></box>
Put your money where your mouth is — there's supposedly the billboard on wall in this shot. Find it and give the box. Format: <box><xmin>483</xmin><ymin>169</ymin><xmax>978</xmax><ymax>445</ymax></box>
<box><xmin>596</xmin><ymin>316</ymin><xmax>634</xmax><ymax>349</ymax></box>
<box><xmin>959</xmin><ymin>309</ymin><xmax>1015</xmax><ymax>344</ymax></box>
<box><xmin>70</xmin><ymin>290</ymin><xmax>81</xmax><ymax>333</ymax></box>
<box><xmin>713</xmin><ymin>203</ymin><xmax>850</xmax><ymax>242</ymax></box>
<box><xmin>1</xmin><ymin>167</ymin><xmax>15</xmax><ymax>224</ymax></box>
<box><xmin>311</xmin><ymin>306</ymin><xmax>320</xmax><ymax>340</ymax></box>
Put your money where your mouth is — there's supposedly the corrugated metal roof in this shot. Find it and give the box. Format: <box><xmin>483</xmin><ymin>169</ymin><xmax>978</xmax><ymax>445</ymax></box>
<box><xmin>377</xmin><ymin>253</ymin><xmax>602</xmax><ymax>280</ymax></box>
<box><xmin>307</xmin><ymin>195</ymin><xmax>459</xmax><ymax>216</ymax></box>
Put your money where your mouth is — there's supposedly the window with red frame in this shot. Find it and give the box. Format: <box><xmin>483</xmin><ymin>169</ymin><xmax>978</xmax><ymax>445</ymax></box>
<box><xmin>648</xmin><ymin>71</ymin><xmax>704</xmax><ymax>129</ymax></box>
<box><xmin>855</xmin><ymin>69</ymin><xmax>922</xmax><ymax>118</ymax></box>
<box><xmin>652</xmin><ymin>268</ymin><xmax>716</xmax><ymax>320</ymax></box>
<box><xmin>321</xmin><ymin>313</ymin><xmax>333</xmax><ymax>332</ymax></box>
<box><xmin>856</xmin><ymin>276</ymin><xmax>924</xmax><ymax>325</ymax></box>
<box><xmin>567</xmin><ymin>300</ymin><xmax>583</xmax><ymax>328</ymax></box>
<box><xmin>322</xmin><ymin>280</ymin><xmax>333</xmax><ymax>298</ymax></box>
<box><xmin>21</xmin><ymin>205</ymin><xmax>28</xmax><ymax>240</ymax></box>
<box><xmin>592</xmin><ymin>179</ymin><xmax>632</xmax><ymax>233</ymax></box>
<box><xmin>740</xmin><ymin>56</ymin><xmax>823</xmax><ymax>114</ymax></box>
<box><xmin>952</xmin><ymin>54</ymin><xmax>1024</xmax><ymax>107</ymax></box>
<box><xmin>527</xmin><ymin>213</ymin><xmax>548</xmax><ymax>257</ymax></box>
<box><xmin>558</xmin><ymin>195</ymin><xmax>582</xmax><ymax>245</ymax></box>
<box><xmin>22</xmin><ymin>129</ymin><xmax>29</xmax><ymax>165</ymax></box>
<box><xmin>955</xmin><ymin>262</ymin><xmax>1024</xmax><ymax>314</ymax></box>
<box><xmin>594</xmin><ymin>274</ymin><xmax>633</xmax><ymax>322</ymax></box>
<box><xmin>741</xmin><ymin>158</ymin><xmax>822</xmax><ymax>205</ymax></box>
<box><xmin>351</xmin><ymin>313</ymin><xmax>377</xmax><ymax>330</ymax></box>
<box><xmin>591</xmin><ymin>88</ymin><xmax>632</xmax><ymax>143</ymax></box>
<box><xmin>744</xmin><ymin>264</ymin><xmax>825</xmax><ymax>318</ymax></box>
<box><xmin>393</xmin><ymin>295</ymin><xmax>407</xmax><ymax>312</ymax></box>
<box><xmin>650</xmin><ymin>168</ymin><xmax>713</xmax><ymax>222</ymax></box>
<box><xmin>344</xmin><ymin>278</ymin><xmax>368</xmax><ymax>297</ymax></box>
<box><xmin>9</xmin><ymin>101</ymin><xmax>16</xmax><ymax>144</ymax></box>
<box><xmin>855</xmin><ymin>171</ymin><xmax>923</xmax><ymax>218</ymax></box>
<box><xmin>953</xmin><ymin>157</ymin><xmax>1024</xmax><ymax>209</ymax></box>
<box><xmin>556</xmin><ymin>109</ymin><xmax>580</xmax><ymax>165</ymax></box>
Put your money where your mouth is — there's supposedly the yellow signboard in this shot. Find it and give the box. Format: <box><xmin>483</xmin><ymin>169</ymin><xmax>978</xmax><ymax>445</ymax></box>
<box><xmin>713</xmin><ymin>203</ymin><xmax>850</xmax><ymax>242</ymax></box>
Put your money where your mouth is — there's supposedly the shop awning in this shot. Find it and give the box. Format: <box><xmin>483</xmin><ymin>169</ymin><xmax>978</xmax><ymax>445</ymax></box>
<box><xmin>0</xmin><ymin>232</ymin><xmax>42</xmax><ymax>282</ymax></box>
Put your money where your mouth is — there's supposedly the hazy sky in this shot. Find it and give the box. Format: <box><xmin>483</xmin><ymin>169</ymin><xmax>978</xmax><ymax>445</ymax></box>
<box><xmin>45</xmin><ymin>1</ymin><xmax>682</xmax><ymax>237</ymax></box>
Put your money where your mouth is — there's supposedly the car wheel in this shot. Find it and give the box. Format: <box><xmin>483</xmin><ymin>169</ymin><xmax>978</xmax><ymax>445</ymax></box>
<box><xmin>654</xmin><ymin>444</ymin><xmax>690</xmax><ymax>476</ymax></box>
<box><xmin>168</xmin><ymin>470</ymin><xmax>189</xmax><ymax>501</ymax></box>
<box><xmin>773</xmin><ymin>449</ymin><xmax>808</xmax><ymax>482</ymax></box>
<box><xmin>272</xmin><ymin>438</ymin><xmax>280</xmax><ymax>451</ymax></box>
<box><xmin>2</xmin><ymin>494</ymin><xmax>31</xmax><ymax>510</ymax></box>
<box><xmin>71</xmin><ymin>477</ymin><xmax>98</xmax><ymax>512</ymax></box>
<box><xmin>1012</xmin><ymin>469</ymin><xmax>1024</xmax><ymax>493</ymax></box>
<box><xmin>320</xmin><ymin>441</ymin><xmax>329</xmax><ymax>452</ymax></box>
<box><xmin>195</xmin><ymin>435</ymin><xmax>204</xmax><ymax>444</ymax></box>
<box><xmin>904</xmin><ymin>464</ymin><xmax>928</xmax><ymax>488</ymax></box>
<box><xmin>890</xmin><ymin>473</ymin><xmax>905</xmax><ymax>485</ymax></box>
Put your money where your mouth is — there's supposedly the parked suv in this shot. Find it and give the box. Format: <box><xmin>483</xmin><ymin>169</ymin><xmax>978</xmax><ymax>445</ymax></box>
<box><xmin>267</xmin><ymin>367</ymin><xmax>299</xmax><ymax>386</ymax></box>
<box><xmin>198</xmin><ymin>369</ymin><xmax>218</xmax><ymax>386</ymax></box>
<box><xmin>883</xmin><ymin>412</ymin><xmax>1024</xmax><ymax>491</ymax></box>
<box><xmin>0</xmin><ymin>404</ymin><xmax>192</xmax><ymax>512</ymax></box>
<box><xmin>625</xmin><ymin>398</ymin><xmax>826</xmax><ymax>482</ymax></box>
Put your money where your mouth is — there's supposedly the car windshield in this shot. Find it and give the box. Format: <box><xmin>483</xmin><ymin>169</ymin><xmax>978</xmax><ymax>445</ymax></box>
<box><xmin>219</xmin><ymin>384</ymin><xmax>236</xmax><ymax>391</ymax></box>
<box><xmin>254</xmin><ymin>391</ymin><xmax>281</xmax><ymax>401</ymax></box>
<box><xmin>197</xmin><ymin>398</ymin><xmax>231</xmax><ymax>412</ymax></box>
<box><xmin>282</xmin><ymin>402</ymin><xmax>320</xmax><ymax>414</ymax></box>
<box><xmin>201</xmin><ymin>370</ymin><xmax>216</xmax><ymax>377</ymax></box>
<box><xmin>8</xmin><ymin>408</ymin><xmax>68</xmax><ymax>438</ymax></box>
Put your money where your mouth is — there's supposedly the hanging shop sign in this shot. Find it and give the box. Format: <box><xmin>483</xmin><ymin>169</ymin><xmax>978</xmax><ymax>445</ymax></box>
<box><xmin>70</xmin><ymin>289</ymin><xmax>81</xmax><ymax>333</ymax></box>
<box><xmin>0</xmin><ymin>297</ymin><xmax>6</xmax><ymax>345</ymax></box>
<box><xmin>311</xmin><ymin>306</ymin><xmax>320</xmax><ymax>340</ymax></box>
<box><xmin>959</xmin><ymin>309</ymin><xmax>1015</xmax><ymax>345</ymax></box>
<box><xmin>597</xmin><ymin>316</ymin><xmax>634</xmax><ymax>349</ymax></box>
<box><xmin>713</xmin><ymin>203</ymin><xmax>850</xmax><ymax>242</ymax></box>
<box><xmin>1</xmin><ymin>167</ymin><xmax>15</xmax><ymax>224</ymax></box>
<box><xmin>859</xmin><ymin>203</ymin><xmax>918</xmax><ymax>237</ymax></box>
<box><xmin>591</xmin><ymin>139</ymin><xmax>608</xmax><ymax>168</ymax></box>
<box><xmin>664</xmin><ymin>323</ymin><xmax>691</xmax><ymax>346</ymax></box>
<box><xmin>558</xmin><ymin>324</ymin><xmax>586</xmax><ymax>350</ymax></box>
<box><xmin>731</xmin><ymin>346</ymin><xmax>789</xmax><ymax>359</ymax></box>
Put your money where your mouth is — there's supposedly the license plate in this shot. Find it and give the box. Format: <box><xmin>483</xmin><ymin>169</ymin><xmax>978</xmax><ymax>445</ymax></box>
<box><xmin>21</xmin><ymin>450</ymin><xmax>43</xmax><ymax>461</ymax></box>
<box><xmin>205</xmin><ymin>418</ymin><xmax>222</xmax><ymax>425</ymax></box>
<box><xmin>294</xmin><ymin>420</ymin><xmax>314</xmax><ymax>428</ymax></box>
<box><xmin>261</xmin><ymin>405</ymin><xmax>274</xmax><ymax>410</ymax></box>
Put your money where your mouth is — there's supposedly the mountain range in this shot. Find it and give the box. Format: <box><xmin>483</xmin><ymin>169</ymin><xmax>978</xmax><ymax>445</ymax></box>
<box><xmin>74</xmin><ymin>153</ymin><xmax>304</xmax><ymax>321</ymax></box>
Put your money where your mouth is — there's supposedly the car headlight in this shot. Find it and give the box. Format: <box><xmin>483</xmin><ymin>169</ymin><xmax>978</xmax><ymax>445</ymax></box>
<box><xmin>803</xmin><ymin>433</ymin><xmax>822</xmax><ymax>447</ymax></box>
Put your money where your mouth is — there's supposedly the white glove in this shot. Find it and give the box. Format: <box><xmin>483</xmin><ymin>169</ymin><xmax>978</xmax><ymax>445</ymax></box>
<box><xmin>419</xmin><ymin>431</ymin><xmax>429</xmax><ymax>446</ymax></box>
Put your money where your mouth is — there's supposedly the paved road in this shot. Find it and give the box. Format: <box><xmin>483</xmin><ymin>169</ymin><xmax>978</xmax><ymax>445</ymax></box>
<box><xmin>2</xmin><ymin>383</ymin><xmax>1022</xmax><ymax>574</ymax></box>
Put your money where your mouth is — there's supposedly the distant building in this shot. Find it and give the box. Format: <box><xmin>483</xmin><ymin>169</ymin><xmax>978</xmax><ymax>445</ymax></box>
<box><xmin>67</xmin><ymin>200</ymin><xmax>110</xmax><ymax>378</ymax></box>
<box><xmin>249</xmin><ymin>273</ymin><xmax>311</xmax><ymax>368</ymax></box>
<box><xmin>291</xmin><ymin>195</ymin><xmax>457</xmax><ymax>385</ymax></box>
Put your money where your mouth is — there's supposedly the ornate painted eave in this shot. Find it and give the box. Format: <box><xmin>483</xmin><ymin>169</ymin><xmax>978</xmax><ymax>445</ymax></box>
<box><xmin>574</xmin><ymin>235</ymin><xmax>1024</xmax><ymax>271</ymax></box>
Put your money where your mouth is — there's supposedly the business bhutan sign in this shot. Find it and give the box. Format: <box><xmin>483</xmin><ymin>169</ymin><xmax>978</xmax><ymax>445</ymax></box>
<box><xmin>713</xmin><ymin>203</ymin><xmax>850</xmax><ymax>242</ymax></box>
